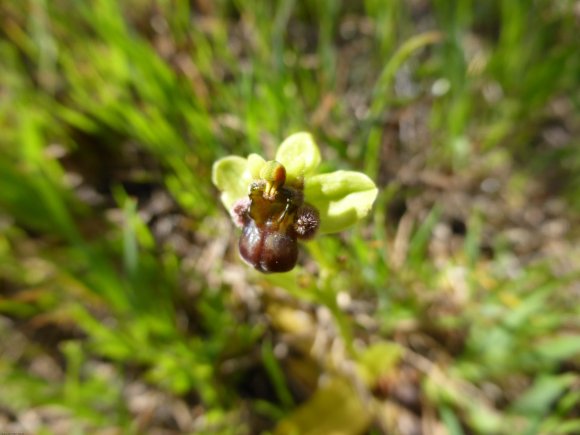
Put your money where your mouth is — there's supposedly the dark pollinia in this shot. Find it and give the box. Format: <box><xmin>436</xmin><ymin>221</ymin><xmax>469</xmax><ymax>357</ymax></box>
<box><xmin>234</xmin><ymin>162</ymin><xmax>319</xmax><ymax>273</ymax></box>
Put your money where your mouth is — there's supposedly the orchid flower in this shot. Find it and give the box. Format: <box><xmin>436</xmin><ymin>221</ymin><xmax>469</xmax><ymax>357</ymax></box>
<box><xmin>212</xmin><ymin>132</ymin><xmax>378</xmax><ymax>272</ymax></box>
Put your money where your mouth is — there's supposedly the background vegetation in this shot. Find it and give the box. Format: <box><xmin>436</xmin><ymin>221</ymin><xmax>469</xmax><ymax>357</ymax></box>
<box><xmin>1</xmin><ymin>0</ymin><xmax>580</xmax><ymax>433</ymax></box>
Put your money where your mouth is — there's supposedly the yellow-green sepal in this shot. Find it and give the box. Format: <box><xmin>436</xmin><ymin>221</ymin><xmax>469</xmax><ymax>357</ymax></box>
<box><xmin>305</xmin><ymin>170</ymin><xmax>378</xmax><ymax>234</ymax></box>
<box><xmin>247</xmin><ymin>153</ymin><xmax>266</xmax><ymax>179</ymax></box>
<box><xmin>211</xmin><ymin>156</ymin><xmax>251</xmax><ymax>210</ymax></box>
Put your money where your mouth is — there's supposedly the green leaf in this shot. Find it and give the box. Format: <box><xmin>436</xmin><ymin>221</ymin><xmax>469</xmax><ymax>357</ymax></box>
<box><xmin>305</xmin><ymin>171</ymin><xmax>378</xmax><ymax>234</ymax></box>
<box><xmin>440</xmin><ymin>405</ymin><xmax>465</xmax><ymax>435</ymax></box>
<box><xmin>535</xmin><ymin>335</ymin><xmax>580</xmax><ymax>362</ymax></box>
<box><xmin>275</xmin><ymin>378</ymin><xmax>371</xmax><ymax>435</ymax></box>
<box><xmin>275</xmin><ymin>132</ymin><xmax>321</xmax><ymax>182</ymax></box>
<box><xmin>512</xmin><ymin>374</ymin><xmax>576</xmax><ymax>415</ymax></box>
<box><xmin>211</xmin><ymin>156</ymin><xmax>251</xmax><ymax>210</ymax></box>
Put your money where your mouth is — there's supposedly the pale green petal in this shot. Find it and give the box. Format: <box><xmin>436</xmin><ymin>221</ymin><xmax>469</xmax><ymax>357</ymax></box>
<box><xmin>211</xmin><ymin>156</ymin><xmax>251</xmax><ymax>210</ymax></box>
<box><xmin>275</xmin><ymin>132</ymin><xmax>321</xmax><ymax>181</ymax></box>
<box><xmin>247</xmin><ymin>153</ymin><xmax>266</xmax><ymax>179</ymax></box>
<box><xmin>305</xmin><ymin>171</ymin><xmax>378</xmax><ymax>234</ymax></box>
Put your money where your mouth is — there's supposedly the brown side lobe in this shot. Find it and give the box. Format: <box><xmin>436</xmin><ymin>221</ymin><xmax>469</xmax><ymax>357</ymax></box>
<box><xmin>239</xmin><ymin>220</ymin><xmax>264</xmax><ymax>269</ymax></box>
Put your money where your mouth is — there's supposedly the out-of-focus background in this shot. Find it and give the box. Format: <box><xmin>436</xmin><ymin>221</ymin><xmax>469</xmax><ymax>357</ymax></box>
<box><xmin>1</xmin><ymin>1</ymin><xmax>580</xmax><ymax>434</ymax></box>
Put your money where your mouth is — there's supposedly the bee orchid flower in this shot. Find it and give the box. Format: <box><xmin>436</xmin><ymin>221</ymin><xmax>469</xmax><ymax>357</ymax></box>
<box><xmin>212</xmin><ymin>132</ymin><xmax>378</xmax><ymax>273</ymax></box>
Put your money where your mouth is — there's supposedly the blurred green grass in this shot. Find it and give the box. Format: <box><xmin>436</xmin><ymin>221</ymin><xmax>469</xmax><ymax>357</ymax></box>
<box><xmin>1</xmin><ymin>0</ymin><xmax>579</xmax><ymax>434</ymax></box>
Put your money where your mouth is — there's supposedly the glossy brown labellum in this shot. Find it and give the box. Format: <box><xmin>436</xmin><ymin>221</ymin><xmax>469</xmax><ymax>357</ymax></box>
<box><xmin>239</xmin><ymin>219</ymin><xmax>298</xmax><ymax>273</ymax></box>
